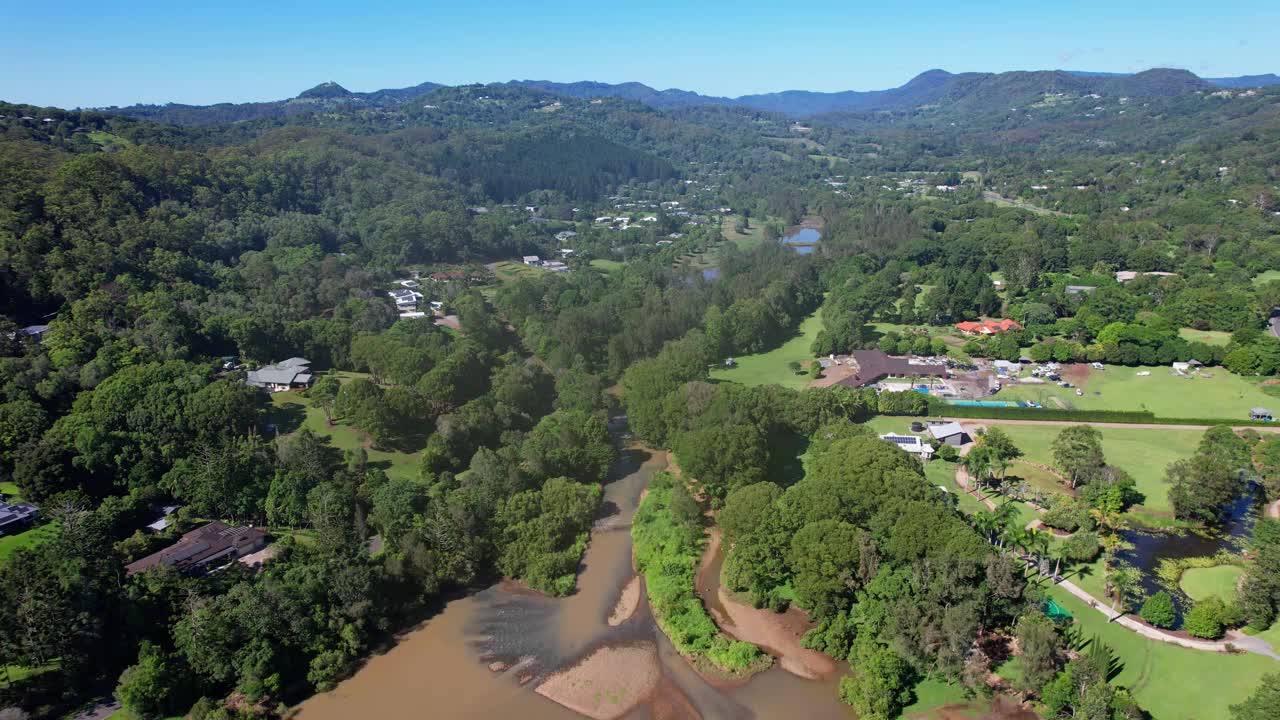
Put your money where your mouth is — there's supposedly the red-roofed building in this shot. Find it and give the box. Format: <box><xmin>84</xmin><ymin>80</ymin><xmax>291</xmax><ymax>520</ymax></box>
<box><xmin>955</xmin><ymin>318</ymin><xmax>1022</xmax><ymax>336</ymax></box>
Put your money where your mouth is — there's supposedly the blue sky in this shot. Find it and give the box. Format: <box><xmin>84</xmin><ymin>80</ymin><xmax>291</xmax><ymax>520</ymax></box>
<box><xmin>3</xmin><ymin>0</ymin><xmax>1277</xmax><ymax>108</ymax></box>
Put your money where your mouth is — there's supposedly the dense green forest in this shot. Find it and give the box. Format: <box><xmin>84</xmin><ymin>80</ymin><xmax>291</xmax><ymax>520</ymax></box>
<box><xmin>1</xmin><ymin>71</ymin><xmax>1279</xmax><ymax>720</ymax></box>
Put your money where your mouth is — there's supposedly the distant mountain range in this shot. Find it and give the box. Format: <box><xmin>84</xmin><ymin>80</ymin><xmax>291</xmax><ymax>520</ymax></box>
<box><xmin>97</xmin><ymin>68</ymin><xmax>1279</xmax><ymax>124</ymax></box>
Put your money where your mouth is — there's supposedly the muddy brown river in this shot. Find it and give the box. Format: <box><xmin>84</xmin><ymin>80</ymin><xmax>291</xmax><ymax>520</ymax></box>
<box><xmin>298</xmin><ymin>442</ymin><xmax>1033</xmax><ymax>719</ymax></box>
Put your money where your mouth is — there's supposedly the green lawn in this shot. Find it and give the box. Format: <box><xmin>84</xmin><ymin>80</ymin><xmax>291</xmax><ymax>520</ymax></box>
<box><xmin>709</xmin><ymin>310</ymin><xmax>823</xmax><ymax>390</ymax></box>
<box><xmin>267</xmin><ymin>375</ymin><xmax>422</xmax><ymax>482</ymax></box>
<box><xmin>0</xmin><ymin>522</ymin><xmax>60</xmax><ymax>561</ymax></box>
<box><xmin>1178</xmin><ymin>328</ymin><xmax>1233</xmax><ymax>347</ymax></box>
<box><xmin>990</xmin><ymin>424</ymin><xmax>1203</xmax><ymax>515</ymax></box>
<box><xmin>1252</xmin><ymin>269</ymin><xmax>1280</xmax><ymax>286</ymax></box>
<box><xmin>589</xmin><ymin>258</ymin><xmax>625</xmax><ymax>273</ymax></box>
<box><xmin>0</xmin><ymin>482</ymin><xmax>22</xmax><ymax>499</ymax></box>
<box><xmin>902</xmin><ymin>677</ymin><xmax>970</xmax><ymax>717</ymax></box>
<box><xmin>1180</xmin><ymin>565</ymin><xmax>1245</xmax><ymax>603</ymax></box>
<box><xmin>1048</xmin><ymin>585</ymin><xmax>1277</xmax><ymax>720</ymax></box>
<box><xmin>992</xmin><ymin>364</ymin><xmax>1276</xmax><ymax>421</ymax></box>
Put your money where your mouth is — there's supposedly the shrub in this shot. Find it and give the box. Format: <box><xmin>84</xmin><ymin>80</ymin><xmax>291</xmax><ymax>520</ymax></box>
<box><xmin>1139</xmin><ymin>591</ymin><xmax>1178</xmax><ymax>629</ymax></box>
<box><xmin>1042</xmin><ymin>498</ymin><xmax>1092</xmax><ymax>533</ymax></box>
<box><xmin>1184</xmin><ymin>597</ymin><xmax>1227</xmax><ymax>638</ymax></box>
<box><xmin>1061</xmin><ymin>531</ymin><xmax>1102</xmax><ymax>563</ymax></box>
<box><xmin>935</xmin><ymin>444</ymin><xmax>959</xmax><ymax>462</ymax></box>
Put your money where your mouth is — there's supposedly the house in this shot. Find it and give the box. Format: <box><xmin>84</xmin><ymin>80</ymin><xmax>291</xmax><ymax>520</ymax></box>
<box><xmin>879</xmin><ymin>433</ymin><xmax>935</xmax><ymax>460</ymax></box>
<box><xmin>246</xmin><ymin>358</ymin><xmax>314</xmax><ymax>392</ymax></box>
<box><xmin>928</xmin><ymin>422</ymin><xmax>969</xmax><ymax>446</ymax></box>
<box><xmin>396</xmin><ymin>279</ymin><xmax>421</xmax><ymax>289</ymax></box>
<box><xmin>955</xmin><ymin>319</ymin><xmax>1022</xmax><ymax>336</ymax></box>
<box><xmin>388</xmin><ymin>287</ymin><xmax>424</xmax><ymax>311</ymax></box>
<box><xmin>542</xmin><ymin>260</ymin><xmax>570</xmax><ymax>273</ymax></box>
<box><xmin>145</xmin><ymin>504</ymin><xmax>181</xmax><ymax>533</ymax></box>
<box><xmin>1115</xmin><ymin>271</ymin><xmax>1177</xmax><ymax>283</ymax></box>
<box><xmin>1251</xmin><ymin>408</ymin><xmax>1274</xmax><ymax>422</ymax></box>
<box><xmin>554</xmin><ymin>230</ymin><xmax>578</xmax><ymax>242</ymax></box>
<box><xmin>126</xmin><ymin>521</ymin><xmax>267</xmax><ymax>576</ymax></box>
<box><xmin>522</xmin><ymin>255</ymin><xmax>541</xmax><ymax>266</ymax></box>
<box><xmin>836</xmin><ymin>350</ymin><xmax>947</xmax><ymax>388</ymax></box>
<box><xmin>1064</xmin><ymin>285</ymin><xmax>1097</xmax><ymax>295</ymax></box>
<box><xmin>19</xmin><ymin>324</ymin><xmax>49</xmax><ymax>343</ymax></box>
<box><xmin>430</xmin><ymin>270</ymin><xmax>467</xmax><ymax>283</ymax></box>
<box><xmin>0</xmin><ymin>502</ymin><xmax>39</xmax><ymax>535</ymax></box>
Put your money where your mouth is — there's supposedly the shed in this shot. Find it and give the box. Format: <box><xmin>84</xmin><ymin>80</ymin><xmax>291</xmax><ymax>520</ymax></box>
<box><xmin>928</xmin><ymin>422</ymin><xmax>969</xmax><ymax>446</ymax></box>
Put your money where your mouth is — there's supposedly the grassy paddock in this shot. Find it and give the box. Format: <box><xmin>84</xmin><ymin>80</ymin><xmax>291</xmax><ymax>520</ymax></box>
<box><xmin>988</xmin><ymin>424</ymin><xmax>1202</xmax><ymax>514</ymax></box>
<box><xmin>1178</xmin><ymin>328</ymin><xmax>1232</xmax><ymax>347</ymax></box>
<box><xmin>992</xmin><ymin>364</ymin><xmax>1276</xmax><ymax>420</ymax></box>
<box><xmin>0</xmin><ymin>522</ymin><xmax>59</xmax><ymax>561</ymax></box>
<box><xmin>709</xmin><ymin>310</ymin><xmax>824</xmax><ymax>390</ymax></box>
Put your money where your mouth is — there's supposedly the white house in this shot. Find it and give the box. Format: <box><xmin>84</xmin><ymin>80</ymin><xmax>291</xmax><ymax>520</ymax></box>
<box><xmin>879</xmin><ymin>434</ymin><xmax>935</xmax><ymax>460</ymax></box>
<box><xmin>522</xmin><ymin>255</ymin><xmax>541</xmax><ymax>266</ymax></box>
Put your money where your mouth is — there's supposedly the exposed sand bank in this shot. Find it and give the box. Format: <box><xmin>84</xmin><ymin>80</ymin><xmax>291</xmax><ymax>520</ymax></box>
<box><xmin>608</xmin><ymin>576</ymin><xmax>642</xmax><ymax>626</ymax></box>
<box><xmin>696</xmin><ymin>529</ymin><xmax>836</xmax><ymax>680</ymax></box>
<box><xmin>534</xmin><ymin>643</ymin><xmax>661</xmax><ymax>720</ymax></box>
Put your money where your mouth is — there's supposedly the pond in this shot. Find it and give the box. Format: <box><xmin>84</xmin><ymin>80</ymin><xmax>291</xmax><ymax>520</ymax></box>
<box><xmin>701</xmin><ymin>266</ymin><xmax>720</xmax><ymax>280</ymax></box>
<box><xmin>781</xmin><ymin>227</ymin><xmax>820</xmax><ymax>254</ymax></box>
<box><xmin>1117</xmin><ymin>490</ymin><xmax>1258</xmax><ymax>613</ymax></box>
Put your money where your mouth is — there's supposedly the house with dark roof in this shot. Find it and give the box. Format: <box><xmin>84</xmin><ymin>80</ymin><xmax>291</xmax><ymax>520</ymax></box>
<box><xmin>246</xmin><ymin>358</ymin><xmax>313</xmax><ymax>392</ymax></box>
<box><xmin>126</xmin><ymin>521</ymin><xmax>267</xmax><ymax>576</ymax></box>
<box><xmin>836</xmin><ymin>350</ymin><xmax>947</xmax><ymax>388</ymax></box>
<box><xmin>0</xmin><ymin>502</ymin><xmax>39</xmax><ymax>535</ymax></box>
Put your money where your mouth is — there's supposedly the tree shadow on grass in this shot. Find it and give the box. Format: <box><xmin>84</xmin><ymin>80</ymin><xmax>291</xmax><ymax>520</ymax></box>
<box><xmin>266</xmin><ymin>401</ymin><xmax>307</xmax><ymax>435</ymax></box>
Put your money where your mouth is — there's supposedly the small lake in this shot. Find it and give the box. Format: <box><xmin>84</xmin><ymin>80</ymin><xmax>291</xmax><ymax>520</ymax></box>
<box><xmin>1117</xmin><ymin>489</ymin><xmax>1259</xmax><ymax>613</ymax></box>
<box><xmin>782</xmin><ymin>227</ymin><xmax>820</xmax><ymax>254</ymax></box>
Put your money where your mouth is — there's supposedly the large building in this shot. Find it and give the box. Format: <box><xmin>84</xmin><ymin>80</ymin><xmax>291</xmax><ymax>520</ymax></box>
<box><xmin>246</xmin><ymin>357</ymin><xmax>313</xmax><ymax>392</ymax></box>
<box><xmin>126</xmin><ymin>521</ymin><xmax>267</xmax><ymax>576</ymax></box>
<box><xmin>837</xmin><ymin>350</ymin><xmax>946</xmax><ymax>388</ymax></box>
<box><xmin>955</xmin><ymin>319</ymin><xmax>1022</xmax><ymax>335</ymax></box>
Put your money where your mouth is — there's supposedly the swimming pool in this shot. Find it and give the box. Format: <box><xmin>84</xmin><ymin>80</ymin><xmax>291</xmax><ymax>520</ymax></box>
<box><xmin>947</xmin><ymin>400</ymin><xmax>1024</xmax><ymax>408</ymax></box>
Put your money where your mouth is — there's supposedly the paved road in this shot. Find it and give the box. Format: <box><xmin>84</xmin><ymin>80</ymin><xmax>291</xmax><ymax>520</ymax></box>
<box><xmin>73</xmin><ymin>701</ymin><xmax>120</xmax><ymax>720</ymax></box>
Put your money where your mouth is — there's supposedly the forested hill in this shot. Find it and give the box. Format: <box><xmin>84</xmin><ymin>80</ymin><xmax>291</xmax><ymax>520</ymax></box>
<box><xmin>92</xmin><ymin>67</ymin><xmax>1280</xmax><ymax>125</ymax></box>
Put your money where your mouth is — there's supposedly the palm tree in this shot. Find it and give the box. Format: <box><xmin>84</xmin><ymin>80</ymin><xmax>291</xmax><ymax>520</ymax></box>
<box><xmin>1028</xmin><ymin>529</ymin><xmax>1052</xmax><ymax>576</ymax></box>
<box><xmin>993</xmin><ymin>503</ymin><xmax>1019</xmax><ymax>550</ymax></box>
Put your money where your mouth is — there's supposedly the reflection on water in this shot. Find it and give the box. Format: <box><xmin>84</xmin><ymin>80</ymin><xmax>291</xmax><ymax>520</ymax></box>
<box><xmin>1118</xmin><ymin>490</ymin><xmax>1258</xmax><ymax>611</ymax></box>
<box><xmin>781</xmin><ymin>227</ymin><xmax>819</xmax><ymax>255</ymax></box>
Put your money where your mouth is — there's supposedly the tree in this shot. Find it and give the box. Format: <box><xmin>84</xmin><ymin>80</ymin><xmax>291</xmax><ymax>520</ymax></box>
<box><xmin>1167</xmin><ymin>454</ymin><xmax>1241</xmax><ymax>524</ymax></box>
<box><xmin>1231</xmin><ymin>673</ymin><xmax>1280</xmax><ymax>720</ymax></box>
<box><xmin>837</xmin><ymin>639</ymin><xmax>914</xmax><ymax>720</ymax></box>
<box><xmin>1184</xmin><ymin>597</ymin><xmax>1228</xmax><ymax>639</ymax></box>
<box><xmin>116</xmin><ymin>641</ymin><xmax>186</xmax><ymax>719</ymax></box>
<box><xmin>1140</xmin><ymin>591</ymin><xmax>1177</xmax><ymax>629</ymax></box>
<box><xmin>1013</xmin><ymin>613</ymin><xmax>1065</xmax><ymax>694</ymax></box>
<box><xmin>519</xmin><ymin>410</ymin><xmax>616</xmax><ymax>485</ymax></box>
<box><xmin>1052</xmin><ymin>425</ymin><xmax>1104</xmax><ymax>489</ymax></box>
<box><xmin>789</xmin><ymin>520</ymin><xmax>871</xmax><ymax>618</ymax></box>
<box><xmin>308</xmin><ymin>374</ymin><xmax>340</xmax><ymax>423</ymax></box>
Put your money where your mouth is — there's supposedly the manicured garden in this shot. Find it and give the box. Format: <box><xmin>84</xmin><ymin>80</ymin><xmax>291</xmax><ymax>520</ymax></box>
<box><xmin>991</xmin><ymin>364</ymin><xmax>1277</xmax><ymax>420</ymax></box>
<box><xmin>709</xmin><ymin>310</ymin><xmax>824</xmax><ymax>390</ymax></box>
<box><xmin>1179</xmin><ymin>564</ymin><xmax>1245</xmax><ymax>603</ymax></box>
<box><xmin>1047</xmin><ymin>585</ymin><xmax>1277</xmax><ymax>720</ymax></box>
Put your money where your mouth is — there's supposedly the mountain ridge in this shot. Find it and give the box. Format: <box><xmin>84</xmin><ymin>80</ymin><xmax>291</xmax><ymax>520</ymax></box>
<box><xmin>91</xmin><ymin>68</ymin><xmax>1279</xmax><ymax>124</ymax></box>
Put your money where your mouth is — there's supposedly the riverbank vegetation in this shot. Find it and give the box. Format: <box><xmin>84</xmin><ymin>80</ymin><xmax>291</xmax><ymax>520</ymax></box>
<box><xmin>631</xmin><ymin>472</ymin><xmax>769</xmax><ymax>677</ymax></box>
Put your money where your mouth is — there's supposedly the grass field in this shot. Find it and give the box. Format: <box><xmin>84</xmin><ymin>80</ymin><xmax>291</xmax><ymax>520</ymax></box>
<box><xmin>0</xmin><ymin>522</ymin><xmax>59</xmax><ymax>562</ymax></box>
<box><xmin>488</xmin><ymin>260</ymin><xmax>546</xmax><ymax>283</ymax></box>
<box><xmin>267</xmin><ymin>373</ymin><xmax>422</xmax><ymax>481</ymax></box>
<box><xmin>988</xmin><ymin>424</ymin><xmax>1202</xmax><ymax>514</ymax></box>
<box><xmin>1048</xmin><ymin>585</ymin><xmax>1277</xmax><ymax>720</ymax></box>
<box><xmin>992</xmin><ymin>364</ymin><xmax>1275</xmax><ymax>420</ymax></box>
<box><xmin>709</xmin><ymin>310</ymin><xmax>823</xmax><ymax>390</ymax></box>
<box><xmin>1180</xmin><ymin>565</ymin><xmax>1245</xmax><ymax>603</ymax></box>
<box><xmin>1252</xmin><ymin>269</ymin><xmax>1280</xmax><ymax>286</ymax></box>
<box><xmin>589</xmin><ymin>258</ymin><xmax>625</xmax><ymax>273</ymax></box>
<box><xmin>1178</xmin><ymin>328</ymin><xmax>1233</xmax><ymax>347</ymax></box>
